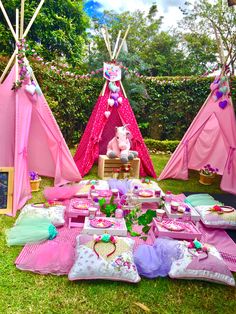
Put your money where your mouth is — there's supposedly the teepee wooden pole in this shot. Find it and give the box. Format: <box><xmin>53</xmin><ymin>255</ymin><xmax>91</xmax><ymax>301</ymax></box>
<box><xmin>0</xmin><ymin>0</ymin><xmax>17</xmax><ymax>41</ymax></box>
<box><xmin>112</xmin><ymin>30</ymin><xmax>121</xmax><ymax>60</ymax></box>
<box><xmin>101</xmin><ymin>80</ymin><xmax>108</xmax><ymax>96</ymax></box>
<box><xmin>0</xmin><ymin>50</ymin><xmax>17</xmax><ymax>83</ymax></box>
<box><xmin>102</xmin><ymin>28</ymin><xmax>112</xmax><ymax>60</ymax></box>
<box><xmin>23</xmin><ymin>0</ymin><xmax>45</xmax><ymax>38</ymax></box>
<box><xmin>120</xmin><ymin>81</ymin><xmax>127</xmax><ymax>98</ymax></box>
<box><xmin>105</xmin><ymin>26</ymin><xmax>112</xmax><ymax>60</ymax></box>
<box><xmin>20</xmin><ymin>0</ymin><xmax>25</xmax><ymax>38</ymax></box>
<box><xmin>15</xmin><ymin>9</ymin><xmax>19</xmax><ymax>83</ymax></box>
<box><xmin>115</xmin><ymin>25</ymin><xmax>130</xmax><ymax>60</ymax></box>
<box><xmin>23</xmin><ymin>57</ymin><xmax>39</xmax><ymax>86</ymax></box>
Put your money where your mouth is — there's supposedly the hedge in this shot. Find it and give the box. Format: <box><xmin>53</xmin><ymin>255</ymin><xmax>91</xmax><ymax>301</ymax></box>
<box><xmin>144</xmin><ymin>139</ymin><xmax>180</xmax><ymax>153</ymax></box>
<box><xmin>1</xmin><ymin>56</ymin><xmax>235</xmax><ymax>146</ymax></box>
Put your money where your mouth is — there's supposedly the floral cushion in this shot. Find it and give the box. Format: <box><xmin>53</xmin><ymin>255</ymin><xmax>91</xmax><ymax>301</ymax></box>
<box><xmin>195</xmin><ymin>205</ymin><xmax>236</xmax><ymax>229</ymax></box>
<box><xmin>16</xmin><ymin>204</ymin><xmax>66</xmax><ymax>227</ymax></box>
<box><xmin>68</xmin><ymin>234</ymin><xmax>140</xmax><ymax>283</ymax></box>
<box><xmin>169</xmin><ymin>242</ymin><xmax>235</xmax><ymax>286</ymax></box>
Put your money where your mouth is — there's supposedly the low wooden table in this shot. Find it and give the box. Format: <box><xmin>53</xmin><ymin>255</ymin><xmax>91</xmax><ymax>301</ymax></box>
<box><xmin>67</xmin><ymin>198</ymin><xmax>93</xmax><ymax>228</ymax></box>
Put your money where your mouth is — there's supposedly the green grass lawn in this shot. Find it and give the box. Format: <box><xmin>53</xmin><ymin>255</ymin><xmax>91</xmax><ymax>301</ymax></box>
<box><xmin>0</xmin><ymin>154</ymin><xmax>235</xmax><ymax>314</ymax></box>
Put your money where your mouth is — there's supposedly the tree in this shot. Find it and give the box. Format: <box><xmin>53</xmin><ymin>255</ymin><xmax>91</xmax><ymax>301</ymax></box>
<box><xmin>0</xmin><ymin>0</ymin><xmax>89</xmax><ymax>65</ymax></box>
<box><xmin>86</xmin><ymin>5</ymin><xmax>163</xmax><ymax>74</ymax></box>
<box><xmin>86</xmin><ymin>5</ymin><xmax>216</xmax><ymax>76</ymax></box>
<box><xmin>179</xmin><ymin>0</ymin><xmax>236</xmax><ymax>74</ymax></box>
<box><xmin>180</xmin><ymin>32</ymin><xmax>218</xmax><ymax>75</ymax></box>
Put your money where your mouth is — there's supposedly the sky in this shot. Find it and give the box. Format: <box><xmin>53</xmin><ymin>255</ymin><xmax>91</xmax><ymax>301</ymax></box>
<box><xmin>84</xmin><ymin>0</ymin><xmax>188</xmax><ymax>30</ymax></box>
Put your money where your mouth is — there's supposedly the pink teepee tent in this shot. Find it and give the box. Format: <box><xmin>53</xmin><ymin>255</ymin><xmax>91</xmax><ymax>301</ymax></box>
<box><xmin>74</xmin><ymin>26</ymin><xmax>156</xmax><ymax>178</ymax></box>
<box><xmin>159</xmin><ymin>76</ymin><xmax>236</xmax><ymax>194</ymax></box>
<box><xmin>0</xmin><ymin>1</ymin><xmax>81</xmax><ymax>216</ymax></box>
<box><xmin>74</xmin><ymin>81</ymin><xmax>156</xmax><ymax>178</ymax></box>
<box><xmin>0</xmin><ymin>66</ymin><xmax>81</xmax><ymax>216</ymax></box>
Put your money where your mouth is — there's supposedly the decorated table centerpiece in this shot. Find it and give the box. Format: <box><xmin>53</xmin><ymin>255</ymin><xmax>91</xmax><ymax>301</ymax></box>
<box><xmin>29</xmin><ymin>171</ymin><xmax>41</xmax><ymax>192</ymax></box>
<box><xmin>199</xmin><ymin>164</ymin><xmax>218</xmax><ymax>185</ymax></box>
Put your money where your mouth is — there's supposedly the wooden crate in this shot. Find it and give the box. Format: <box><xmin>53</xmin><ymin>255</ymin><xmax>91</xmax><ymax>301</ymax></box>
<box><xmin>98</xmin><ymin>155</ymin><xmax>140</xmax><ymax>179</ymax></box>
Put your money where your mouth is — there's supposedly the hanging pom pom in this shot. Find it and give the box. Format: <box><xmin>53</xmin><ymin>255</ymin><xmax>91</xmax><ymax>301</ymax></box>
<box><xmin>220</xmin><ymin>76</ymin><xmax>227</xmax><ymax>83</ymax></box>
<box><xmin>219</xmin><ymin>86</ymin><xmax>228</xmax><ymax>94</ymax></box>
<box><xmin>210</xmin><ymin>82</ymin><xmax>219</xmax><ymax>92</ymax></box>
<box><xmin>108</xmin><ymin>82</ymin><xmax>117</xmax><ymax>92</ymax></box>
<box><xmin>111</xmin><ymin>92</ymin><xmax>119</xmax><ymax>100</ymax></box>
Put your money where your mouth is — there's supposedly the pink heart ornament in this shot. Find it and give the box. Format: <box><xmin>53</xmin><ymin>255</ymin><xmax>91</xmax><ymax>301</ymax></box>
<box><xmin>25</xmin><ymin>84</ymin><xmax>36</xmax><ymax>95</ymax></box>
<box><xmin>104</xmin><ymin>111</ymin><xmax>111</xmax><ymax>118</ymax></box>
<box><xmin>108</xmin><ymin>99</ymin><xmax>114</xmax><ymax>107</ymax></box>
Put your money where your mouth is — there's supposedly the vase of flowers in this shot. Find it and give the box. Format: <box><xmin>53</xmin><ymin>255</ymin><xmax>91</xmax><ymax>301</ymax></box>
<box><xmin>29</xmin><ymin>171</ymin><xmax>41</xmax><ymax>192</ymax></box>
<box><xmin>199</xmin><ymin>164</ymin><xmax>219</xmax><ymax>185</ymax></box>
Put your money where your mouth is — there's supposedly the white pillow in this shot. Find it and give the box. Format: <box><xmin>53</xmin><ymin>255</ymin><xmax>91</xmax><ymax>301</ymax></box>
<box><xmin>16</xmin><ymin>204</ymin><xmax>65</xmax><ymax>227</ymax></box>
<box><xmin>169</xmin><ymin>242</ymin><xmax>235</xmax><ymax>286</ymax></box>
<box><xmin>68</xmin><ymin>234</ymin><xmax>140</xmax><ymax>283</ymax></box>
<box><xmin>195</xmin><ymin>205</ymin><xmax>236</xmax><ymax>229</ymax></box>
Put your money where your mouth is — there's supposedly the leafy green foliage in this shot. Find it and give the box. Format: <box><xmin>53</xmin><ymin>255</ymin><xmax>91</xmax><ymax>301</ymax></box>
<box><xmin>0</xmin><ymin>0</ymin><xmax>89</xmax><ymax>65</ymax></box>
<box><xmin>87</xmin><ymin>5</ymin><xmax>219</xmax><ymax>76</ymax></box>
<box><xmin>179</xmin><ymin>0</ymin><xmax>236</xmax><ymax>74</ymax></box>
<box><xmin>181</xmin><ymin>32</ymin><xmax>218</xmax><ymax>75</ymax></box>
<box><xmin>124</xmin><ymin>206</ymin><xmax>141</xmax><ymax>237</ymax></box>
<box><xmin>144</xmin><ymin>139</ymin><xmax>180</xmax><ymax>153</ymax></box>
<box><xmin>138</xmin><ymin>209</ymin><xmax>157</xmax><ymax>234</ymax></box>
<box><xmin>138</xmin><ymin>209</ymin><xmax>156</xmax><ymax>226</ymax></box>
<box><xmin>124</xmin><ymin>208</ymin><xmax>156</xmax><ymax>236</ymax></box>
<box><xmin>98</xmin><ymin>196</ymin><xmax>117</xmax><ymax>217</ymax></box>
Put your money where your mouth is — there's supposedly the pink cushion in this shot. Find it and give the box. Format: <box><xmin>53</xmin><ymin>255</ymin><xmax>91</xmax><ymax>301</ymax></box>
<box><xmin>169</xmin><ymin>242</ymin><xmax>235</xmax><ymax>286</ymax></box>
<box><xmin>16</xmin><ymin>241</ymin><xmax>75</xmax><ymax>275</ymax></box>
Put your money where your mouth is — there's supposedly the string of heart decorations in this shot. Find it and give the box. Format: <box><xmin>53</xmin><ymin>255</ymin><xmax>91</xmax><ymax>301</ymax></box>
<box><xmin>210</xmin><ymin>74</ymin><xmax>231</xmax><ymax>109</ymax></box>
<box><xmin>12</xmin><ymin>39</ymin><xmax>141</xmax><ymax>94</ymax></box>
<box><xmin>104</xmin><ymin>81</ymin><xmax>123</xmax><ymax>119</ymax></box>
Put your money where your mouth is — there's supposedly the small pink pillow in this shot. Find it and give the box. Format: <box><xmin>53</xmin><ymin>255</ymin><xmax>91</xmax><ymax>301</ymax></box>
<box><xmin>169</xmin><ymin>242</ymin><xmax>235</xmax><ymax>286</ymax></box>
<box><xmin>68</xmin><ymin>235</ymin><xmax>140</xmax><ymax>283</ymax></box>
<box><xmin>16</xmin><ymin>240</ymin><xmax>75</xmax><ymax>275</ymax></box>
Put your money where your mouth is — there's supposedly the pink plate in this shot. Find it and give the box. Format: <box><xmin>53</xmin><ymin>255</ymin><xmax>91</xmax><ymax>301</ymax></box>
<box><xmin>96</xmin><ymin>190</ymin><xmax>112</xmax><ymax>197</ymax></box>
<box><xmin>138</xmin><ymin>190</ymin><xmax>153</xmax><ymax>197</ymax></box>
<box><xmin>73</xmin><ymin>200</ymin><xmax>91</xmax><ymax>210</ymax></box>
<box><xmin>90</xmin><ymin>218</ymin><xmax>113</xmax><ymax>228</ymax></box>
<box><xmin>161</xmin><ymin>221</ymin><xmax>185</xmax><ymax>232</ymax></box>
